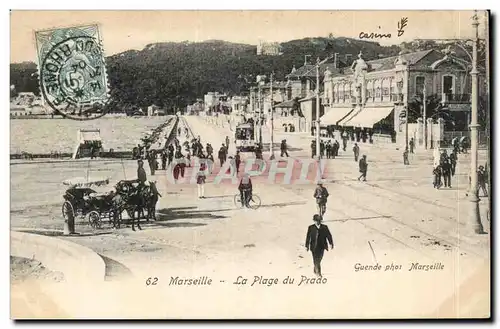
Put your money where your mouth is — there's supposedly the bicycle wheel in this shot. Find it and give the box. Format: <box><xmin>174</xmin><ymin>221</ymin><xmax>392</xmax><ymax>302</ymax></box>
<box><xmin>234</xmin><ymin>194</ymin><xmax>244</xmax><ymax>209</ymax></box>
<box><xmin>248</xmin><ymin>195</ymin><xmax>261</xmax><ymax>210</ymax></box>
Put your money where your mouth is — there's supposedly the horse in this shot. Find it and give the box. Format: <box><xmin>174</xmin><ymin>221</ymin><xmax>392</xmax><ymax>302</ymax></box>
<box><xmin>143</xmin><ymin>181</ymin><xmax>161</xmax><ymax>221</ymax></box>
<box><xmin>114</xmin><ymin>180</ymin><xmax>161</xmax><ymax>231</ymax></box>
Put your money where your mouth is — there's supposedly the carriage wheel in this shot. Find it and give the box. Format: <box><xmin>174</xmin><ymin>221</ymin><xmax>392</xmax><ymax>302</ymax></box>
<box><xmin>62</xmin><ymin>201</ymin><xmax>74</xmax><ymax>220</ymax></box>
<box><xmin>88</xmin><ymin>211</ymin><xmax>102</xmax><ymax>229</ymax></box>
<box><xmin>233</xmin><ymin>194</ymin><xmax>244</xmax><ymax>209</ymax></box>
<box><xmin>248</xmin><ymin>195</ymin><xmax>261</xmax><ymax>210</ymax></box>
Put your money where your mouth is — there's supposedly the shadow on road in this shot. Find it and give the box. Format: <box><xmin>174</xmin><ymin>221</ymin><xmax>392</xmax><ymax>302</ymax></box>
<box><xmin>20</xmin><ymin>229</ymin><xmax>114</xmax><ymax>237</ymax></box>
<box><xmin>151</xmin><ymin>222</ymin><xmax>206</xmax><ymax>228</ymax></box>
<box><xmin>202</xmin><ymin>195</ymin><xmax>233</xmax><ymax>200</ymax></box>
<box><xmin>156</xmin><ymin>207</ymin><xmax>228</xmax><ymax>221</ymax></box>
<box><xmin>259</xmin><ymin>201</ymin><xmax>307</xmax><ymax>209</ymax></box>
<box><xmin>324</xmin><ymin>215</ymin><xmax>392</xmax><ymax>223</ymax></box>
<box><xmin>259</xmin><ymin>142</ymin><xmax>303</xmax><ymax>152</ymax></box>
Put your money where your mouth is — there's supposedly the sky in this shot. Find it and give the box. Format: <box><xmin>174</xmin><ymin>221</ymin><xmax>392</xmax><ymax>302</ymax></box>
<box><xmin>10</xmin><ymin>10</ymin><xmax>488</xmax><ymax>63</ymax></box>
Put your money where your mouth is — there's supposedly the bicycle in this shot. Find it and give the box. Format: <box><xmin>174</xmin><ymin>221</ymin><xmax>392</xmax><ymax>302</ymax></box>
<box><xmin>316</xmin><ymin>201</ymin><xmax>326</xmax><ymax>217</ymax></box>
<box><xmin>234</xmin><ymin>192</ymin><xmax>261</xmax><ymax>210</ymax></box>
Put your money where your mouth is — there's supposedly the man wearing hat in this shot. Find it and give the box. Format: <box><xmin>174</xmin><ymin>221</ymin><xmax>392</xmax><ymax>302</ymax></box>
<box><xmin>137</xmin><ymin>159</ymin><xmax>147</xmax><ymax>184</ymax></box>
<box><xmin>313</xmin><ymin>182</ymin><xmax>329</xmax><ymax>217</ymax></box>
<box><xmin>305</xmin><ymin>214</ymin><xmax>334</xmax><ymax>278</ymax></box>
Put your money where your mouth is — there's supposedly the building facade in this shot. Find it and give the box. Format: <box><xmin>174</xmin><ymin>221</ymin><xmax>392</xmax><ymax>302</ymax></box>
<box><xmin>321</xmin><ymin>49</ymin><xmax>483</xmax><ymax>145</ymax></box>
<box><xmin>256</xmin><ymin>42</ymin><xmax>283</xmax><ymax>56</ymax></box>
<box><xmin>284</xmin><ymin>53</ymin><xmax>349</xmax><ymax>132</ymax></box>
<box><xmin>204</xmin><ymin>92</ymin><xmax>228</xmax><ymax>111</ymax></box>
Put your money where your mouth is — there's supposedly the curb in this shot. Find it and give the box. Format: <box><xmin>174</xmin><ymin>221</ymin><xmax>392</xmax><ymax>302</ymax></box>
<box><xmin>11</xmin><ymin>230</ymin><xmax>106</xmax><ymax>283</ymax></box>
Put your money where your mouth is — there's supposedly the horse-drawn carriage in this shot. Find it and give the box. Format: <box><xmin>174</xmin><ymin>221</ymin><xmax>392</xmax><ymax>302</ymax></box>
<box><xmin>62</xmin><ymin>177</ymin><xmax>118</xmax><ymax>229</ymax></box>
<box><xmin>62</xmin><ymin>177</ymin><xmax>161</xmax><ymax>231</ymax></box>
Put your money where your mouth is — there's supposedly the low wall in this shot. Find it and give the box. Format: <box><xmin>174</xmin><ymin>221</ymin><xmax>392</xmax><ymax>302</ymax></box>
<box><xmin>11</xmin><ymin>230</ymin><xmax>106</xmax><ymax>283</ymax></box>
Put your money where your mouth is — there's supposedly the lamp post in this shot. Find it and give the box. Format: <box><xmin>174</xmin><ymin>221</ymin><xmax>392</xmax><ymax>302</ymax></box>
<box><xmin>405</xmin><ymin>64</ymin><xmax>410</xmax><ymax>150</ymax></box>
<box><xmin>423</xmin><ymin>85</ymin><xmax>427</xmax><ymax>149</ymax></box>
<box><xmin>315</xmin><ymin>57</ymin><xmax>321</xmax><ymax>162</ymax></box>
<box><xmin>269</xmin><ymin>72</ymin><xmax>275</xmax><ymax>160</ymax></box>
<box><xmin>468</xmin><ymin>11</ymin><xmax>484</xmax><ymax>234</ymax></box>
<box><xmin>257</xmin><ymin>82</ymin><xmax>262</xmax><ymax>144</ymax></box>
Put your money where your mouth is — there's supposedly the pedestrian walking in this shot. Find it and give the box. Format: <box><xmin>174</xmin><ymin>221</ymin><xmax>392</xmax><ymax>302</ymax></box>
<box><xmin>225</xmin><ymin>136</ymin><xmax>230</xmax><ymax>151</ymax></box>
<box><xmin>358</xmin><ymin>155</ymin><xmax>368</xmax><ymax>181</ymax></box>
<box><xmin>137</xmin><ymin>159</ymin><xmax>147</xmax><ymax>184</ymax></box>
<box><xmin>280</xmin><ymin>139</ymin><xmax>289</xmax><ymax>157</ymax></box>
<box><xmin>218</xmin><ymin>144</ymin><xmax>227</xmax><ymax>167</ymax></box>
<box><xmin>409</xmin><ymin>138</ymin><xmax>415</xmax><ymax>154</ymax></box>
<box><xmin>325</xmin><ymin>141</ymin><xmax>332</xmax><ymax>159</ymax></box>
<box><xmin>197</xmin><ymin>155</ymin><xmax>207</xmax><ymax>199</ymax></box>
<box><xmin>167</xmin><ymin>144</ymin><xmax>174</xmax><ymax>166</ymax></box>
<box><xmin>305</xmin><ymin>214</ymin><xmax>334</xmax><ymax>278</ymax></box>
<box><xmin>403</xmin><ymin>148</ymin><xmax>410</xmax><ymax>165</ymax></box>
<box><xmin>147</xmin><ymin>151</ymin><xmax>156</xmax><ymax>175</ymax></box>
<box><xmin>478</xmin><ymin>165</ymin><xmax>488</xmax><ymax>197</ymax></box>
<box><xmin>161</xmin><ymin>150</ymin><xmax>167</xmax><ymax>170</ymax></box>
<box><xmin>311</xmin><ymin>140</ymin><xmax>316</xmax><ymax>159</ymax></box>
<box><xmin>353</xmin><ymin>143</ymin><xmax>360</xmax><ymax>162</ymax></box>
<box><xmin>342</xmin><ymin>132</ymin><xmax>348</xmax><ymax>152</ymax></box>
<box><xmin>173</xmin><ymin>150</ymin><xmax>183</xmax><ymax>180</ymax></box>
<box><xmin>333</xmin><ymin>139</ymin><xmax>340</xmax><ymax>157</ymax></box>
<box><xmin>320</xmin><ymin>140</ymin><xmax>325</xmax><ymax>158</ymax></box>
<box><xmin>206</xmin><ymin>143</ymin><xmax>214</xmax><ymax>160</ymax></box>
<box><xmin>313</xmin><ymin>182</ymin><xmax>329</xmax><ymax>217</ymax></box>
<box><xmin>255</xmin><ymin>143</ymin><xmax>263</xmax><ymax>160</ymax></box>
<box><xmin>433</xmin><ymin>165</ymin><xmax>442</xmax><ymax>189</ymax></box>
<box><xmin>235</xmin><ymin>151</ymin><xmax>241</xmax><ymax>174</ymax></box>
<box><xmin>442</xmin><ymin>158</ymin><xmax>452</xmax><ymax>188</ymax></box>
<box><xmin>449</xmin><ymin>150</ymin><xmax>457</xmax><ymax>176</ymax></box>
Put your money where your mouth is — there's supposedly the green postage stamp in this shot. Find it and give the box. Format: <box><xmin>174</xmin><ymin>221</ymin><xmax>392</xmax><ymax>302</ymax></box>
<box><xmin>35</xmin><ymin>24</ymin><xmax>110</xmax><ymax>120</ymax></box>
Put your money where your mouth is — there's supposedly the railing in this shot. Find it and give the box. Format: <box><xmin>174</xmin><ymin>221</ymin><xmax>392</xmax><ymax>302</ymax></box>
<box><xmin>441</xmin><ymin>93</ymin><xmax>471</xmax><ymax>104</ymax></box>
<box><xmin>442</xmin><ymin>130</ymin><xmax>488</xmax><ymax>148</ymax></box>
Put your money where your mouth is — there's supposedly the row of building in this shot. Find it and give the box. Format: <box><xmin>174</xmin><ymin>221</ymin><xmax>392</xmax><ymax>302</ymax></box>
<box><xmin>245</xmin><ymin>48</ymin><xmax>486</xmax><ymax>145</ymax></box>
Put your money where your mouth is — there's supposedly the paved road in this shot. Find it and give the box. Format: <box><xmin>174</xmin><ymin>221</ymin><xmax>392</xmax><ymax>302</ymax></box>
<box><xmin>9</xmin><ymin>115</ymin><xmax>490</xmax><ymax>318</ymax></box>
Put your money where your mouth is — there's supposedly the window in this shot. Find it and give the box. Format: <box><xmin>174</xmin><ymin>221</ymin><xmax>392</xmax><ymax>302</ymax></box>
<box><xmin>383</xmin><ymin>87</ymin><xmax>390</xmax><ymax>96</ymax></box>
<box><xmin>415</xmin><ymin>76</ymin><xmax>425</xmax><ymax>95</ymax></box>
<box><xmin>376</xmin><ymin>87</ymin><xmax>381</xmax><ymax>98</ymax></box>
<box><xmin>442</xmin><ymin>75</ymin><xmax>454</xmax><ymax>95</ymax></box>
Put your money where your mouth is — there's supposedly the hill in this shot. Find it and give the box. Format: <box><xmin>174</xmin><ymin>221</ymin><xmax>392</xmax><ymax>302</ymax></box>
<box><xmin>10</xmin><ymin>37</ymin><xmax>403</xmax><ymax>111</ymax></box>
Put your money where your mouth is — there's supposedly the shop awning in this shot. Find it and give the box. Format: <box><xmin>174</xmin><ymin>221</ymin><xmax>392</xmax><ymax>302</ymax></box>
<box><xmin>342</xmin><ymin>107</ymin><xmax>394</xmax><ymax>128</ymax></box>
<box><xmin>320</xmin><ymin>107</ymin><xmax>354</xmax><ymax>126</ymax></box>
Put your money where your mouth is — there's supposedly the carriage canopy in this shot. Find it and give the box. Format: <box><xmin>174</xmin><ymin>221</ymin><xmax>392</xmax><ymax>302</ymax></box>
<box><xmin>63</xmin><ymin>176</ymin><xmax>110</xmax><ymax>188</ymax></box>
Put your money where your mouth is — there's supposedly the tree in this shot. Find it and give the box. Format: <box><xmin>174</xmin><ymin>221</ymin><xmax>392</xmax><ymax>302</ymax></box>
<box><xmin>291</xmin><ymin>97</ymin><xmax>304</xmax><ymax>117</ymax></box>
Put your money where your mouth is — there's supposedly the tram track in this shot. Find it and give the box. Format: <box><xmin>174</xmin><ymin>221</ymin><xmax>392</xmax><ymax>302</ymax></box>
<box><xmin>330</xmin><ymin>182</ymin><xmax>484</xmax><ymax>258</ymax></box>
<box><xmin>278</xmin><ymin>180</ymin><xmax>483</xmax><ymax>260</ymax></box>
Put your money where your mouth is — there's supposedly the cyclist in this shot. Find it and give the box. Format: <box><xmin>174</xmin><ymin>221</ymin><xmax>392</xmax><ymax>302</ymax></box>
<box><xmin>238</xmin><ymin>173</ymin><xmax>253</xmax><ymax>207</ymax></box>
<box><xmin>314</xmin><ymin>182</ymin><xmax>329</xmax><ymax>217</ymax></box>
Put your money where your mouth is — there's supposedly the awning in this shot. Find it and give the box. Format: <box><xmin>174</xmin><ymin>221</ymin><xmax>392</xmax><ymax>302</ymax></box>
<box><xmin>342</xmin><ymin>107</ymin><xmax>394</xmax><ymax>128</ymax></box>
<box><xmin>273</xmin><ymin>99</ymin><xmax>294</xmax><ymax>108</ymax></box>
<box><xmin>320</xmin><ymin>107</ymin><xmax>354</xmax><ymax>126</ymax></box>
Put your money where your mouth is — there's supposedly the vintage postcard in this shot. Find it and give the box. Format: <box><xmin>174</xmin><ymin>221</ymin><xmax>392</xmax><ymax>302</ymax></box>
<box><xmin>10</xmin><ymin>10</ymin><xmax>491</xmax><ymax>319</ymax></box>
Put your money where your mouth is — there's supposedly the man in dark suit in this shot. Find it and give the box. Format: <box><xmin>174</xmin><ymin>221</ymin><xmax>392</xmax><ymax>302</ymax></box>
<box><xmin>305</xmin><ymin>215</ymin><xmax>334</xmax><ymax>278</ymax></box>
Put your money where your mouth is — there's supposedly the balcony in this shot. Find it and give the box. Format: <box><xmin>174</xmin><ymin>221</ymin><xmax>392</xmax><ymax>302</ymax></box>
<box><xmin>391</xmin><ymin>93</ymin><xmax>404</xmax><ymax>103</ymax></box>
<box><xmin>441</xmin><ymin>93</ymin><xmax>471</xmax><ymax>104</ymax></box>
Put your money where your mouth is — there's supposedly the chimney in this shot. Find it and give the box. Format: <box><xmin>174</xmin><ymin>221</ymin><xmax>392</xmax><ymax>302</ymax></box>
<box><xmin>334</xmin><ymin>53</ymin><xmax>339</xmax><ymax>68</ymax></box>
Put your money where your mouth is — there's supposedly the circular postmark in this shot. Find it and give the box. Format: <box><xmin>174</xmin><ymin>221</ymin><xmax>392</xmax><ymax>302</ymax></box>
<box><xmin>40</xmin><ymin>35</ymin><xmax>110</xmax><ymax>120</ymax></box>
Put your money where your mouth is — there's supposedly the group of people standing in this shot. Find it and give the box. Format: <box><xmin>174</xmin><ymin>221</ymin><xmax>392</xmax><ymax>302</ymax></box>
<box><xmin>432</xmin><ymin>148</ymin><xmax>457</xmax><ymax>189</ymax></box>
